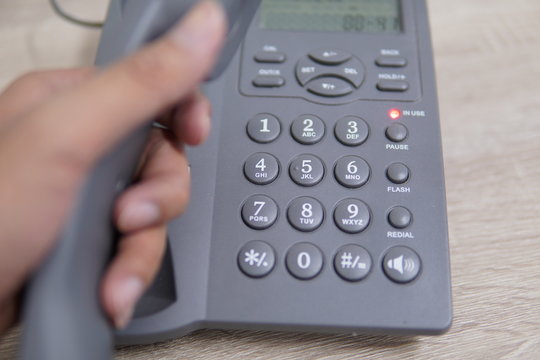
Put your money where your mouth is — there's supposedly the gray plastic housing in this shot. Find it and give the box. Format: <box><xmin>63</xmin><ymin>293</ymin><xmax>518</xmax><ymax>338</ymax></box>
<box><xmin>117</xmin><ymin>0</ymin><xmax>452</xmax><ymax>345</ymax></box>
<box><xmin>20</xmin><ymin>1</ymin><xmax>259</xmax><ymax>359</ymax></box>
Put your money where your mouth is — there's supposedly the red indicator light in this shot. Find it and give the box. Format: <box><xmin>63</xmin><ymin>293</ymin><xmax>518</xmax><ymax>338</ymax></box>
<box><xmin>389</xmin><ymin>108</ymin><xmax>401</xmax><ymax>120</ymax></box>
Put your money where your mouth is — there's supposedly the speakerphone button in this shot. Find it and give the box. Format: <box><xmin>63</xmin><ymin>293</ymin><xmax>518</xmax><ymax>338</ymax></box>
<box><xmin>307</xmin><ymin>77</ymin><xmax>354</xmax><ymax>97</ymax></box>
<box><xmin>385</xmin><ymin>123</ymin><xmax>408</xmax><ymax>142</ymax></box>
<box><xmin>375</xmin><ymin>56</ymin><xmax>408</xmax><ymax>68</ymax></box>
<box><xmin>309</xmin><ymin>49</ymin><xmax>352</xmax><ymax>65</ymax></box>
<box><xmin>254</xmin><ymin>51</ymin><xmax>286</xmax><ymax>63</ymax></box>
<box><xmin>383</xmin><ymin>246</ymin><xmax>421</xmax><ymax>283</ymax></box>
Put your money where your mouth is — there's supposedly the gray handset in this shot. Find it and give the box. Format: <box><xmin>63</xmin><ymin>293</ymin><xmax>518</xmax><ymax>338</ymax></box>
<box><xmin>20</xmin><ymin>1</ymin><xmax>260</xmax><ymax>360</ymax></box>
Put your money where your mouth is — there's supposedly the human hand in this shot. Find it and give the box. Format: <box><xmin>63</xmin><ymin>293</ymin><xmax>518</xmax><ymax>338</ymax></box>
<box><xmin>0</xmin><ymin>1</ymin><xmax>225</xmax><ymax>332</ymax></box>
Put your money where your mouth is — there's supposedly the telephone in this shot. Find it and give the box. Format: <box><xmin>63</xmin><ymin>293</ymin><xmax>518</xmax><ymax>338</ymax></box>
<box><xmin>22</xmin><ymin>0</ymin><xmax>452</xmax><ymax>358</ymax></box>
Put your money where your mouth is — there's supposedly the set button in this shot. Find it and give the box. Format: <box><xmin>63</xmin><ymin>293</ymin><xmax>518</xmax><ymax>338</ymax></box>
<box><xmin>296</xmin><ymin>48</ymin><xmax>365</xmax><ymax>97</ymax></box>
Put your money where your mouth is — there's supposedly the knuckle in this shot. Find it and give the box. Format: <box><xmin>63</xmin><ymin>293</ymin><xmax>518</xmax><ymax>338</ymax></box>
<box><xmin>11</xmin><ymin>71</ymin><xmax>51</xmax><ymax>95</ymax></box>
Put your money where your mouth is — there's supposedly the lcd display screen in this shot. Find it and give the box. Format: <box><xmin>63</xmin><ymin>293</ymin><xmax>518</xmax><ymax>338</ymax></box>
<box><xmin>260</xmin><ymin>0</ymin><xmax>402</xmax><ymax>33</ymax></box>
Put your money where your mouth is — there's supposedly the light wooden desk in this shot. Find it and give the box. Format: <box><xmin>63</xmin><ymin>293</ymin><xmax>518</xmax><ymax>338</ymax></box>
<box><xmin>1</xmin><ymin>0</ymin><xmax>539</xmax><ymax>359</ymax></box>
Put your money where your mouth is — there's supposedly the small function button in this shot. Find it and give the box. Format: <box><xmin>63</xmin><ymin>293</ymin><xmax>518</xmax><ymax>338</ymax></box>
<box><xmin>385</xmin><ymin>123</ymin><xmax>408</xmax><ymax>142</ymax></box>
<box><xmin>334</xmin><ymin>245</ymin><xmax>372</xmax><ymax>282</ymax></box>
<box><xmin>383</xmin><ymin>246</ymin><xmax>421</xmax><ymax>283</ymax></box>
<box><xmin>254</xmin><ymin>51</ymin><xmax>286</xmax><ymax>63</ymax></box>
<box><xmin>334</xmin><ymin>116</ymin><xmax>369</xmax><ymax>146</ymax></box>
<box><xmin>375</xmin><ymin>56</ymin><xmax>408</xmax><ymax>68</ymax></box>
<box><xmin>286</xmin><ymin>242</ymin><xmax>324</xmax><ymax>280</ymax></box>
<box><xmin>307</xmin><ymin>77</ymin><xmax>354</xmax><ymax>97</ymax></box>
<box><xmin>247</xmin><ymin>113</ymin><xmax>281</xmax><ymax>143</ymax></box>
<box><xmin>287</xmin><ymin>197</ymin><xmax>324</xmax><ymax>232</ymax></box>
<box><xmin>241</xmin><ymin>195</ymin><xmax>278</xmax><ymax>230</ymax></box>
<box><xmin>253</xmin><ymin>75</ymin><xmax>285</xmax><ymax>88</ymax></box>
<box><xmin>238</xmin><ymin>241</ymin><xmax>276</xmax><ymax>278</ymax></box>
<box><xmin>386</xmin><ymin>163</ymin><xmax>410</xmax><ymax>184</ymax></box>
<box><xmin>309</xmin><ymin>49</ymin><xmax>352</xmax><ymax>65</ymax></box>
<box><xmin>377</xmin><ymin>80</ymin><xmax>409</xmax><ymax>92</ymax></box>
<box><xmin>289</xmin><ymin>154</ymin><xmax>325</xmax><ymax>187</ymax></box>
<box><xmin>296</xmin><ymin>57</ymin><xmax>365</xmax><ymax>88</ymax></box>
<box><xmin>334</xmin><ymin>156</ymin><xmax>370</xmax><ymax>188</ymax></box>
<box><xmin>291</xmin><ymin>115</ymin><xmax>325</xmax><ymax>145</ymax></box>
<box><xmin>333</xmin><ymin>199</ymin><xmax>370</xmax><ymax>234</ymax></box>
<box><xmin>244</xmin><ymin>153</ymin><xmax>280</xmax><ymax>185</ymax></box>
<box><xmin>388</xmin><ymin>206</ymin><xmax>412</xmax><ymax>229</ymax></box>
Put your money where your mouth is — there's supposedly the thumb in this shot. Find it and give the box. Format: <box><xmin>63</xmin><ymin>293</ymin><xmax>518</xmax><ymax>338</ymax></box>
<box><xmin>21</xmin><ymin>0</ymin><xmax>226</xmax><ymax>170</ymax></box>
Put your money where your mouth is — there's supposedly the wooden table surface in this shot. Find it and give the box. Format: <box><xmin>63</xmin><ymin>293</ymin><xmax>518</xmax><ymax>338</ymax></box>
<box><xmin>1</xmin><ymin>0</ymin><xmax>539</xmax><ymax>359</ymax></box>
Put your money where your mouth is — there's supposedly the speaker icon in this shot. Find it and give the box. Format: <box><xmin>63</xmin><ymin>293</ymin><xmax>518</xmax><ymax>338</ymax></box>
<box><xmin>386</xmin><ymin>255</ymin><xmax>415</xmax><ymax>275</ymax></box>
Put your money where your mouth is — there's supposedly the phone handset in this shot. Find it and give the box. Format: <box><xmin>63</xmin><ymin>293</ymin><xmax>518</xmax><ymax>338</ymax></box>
<box><xmin>20</xmin><ymin>1</ymin><xmax>260</xmax><ymax>360</ymax></box>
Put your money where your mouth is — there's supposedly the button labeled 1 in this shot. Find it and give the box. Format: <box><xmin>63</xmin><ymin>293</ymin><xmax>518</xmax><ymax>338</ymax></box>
<box><xmin>247</xmin><ymin>114</ymin><xmax>281</xmax><ymax>143</ymax></box>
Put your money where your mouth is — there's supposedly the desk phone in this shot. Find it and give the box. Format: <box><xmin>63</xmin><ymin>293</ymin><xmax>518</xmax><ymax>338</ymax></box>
<box><xmin>22</xmin><ymin>0</ymin><xmax>452</xmax><ymax>357</ymax></box>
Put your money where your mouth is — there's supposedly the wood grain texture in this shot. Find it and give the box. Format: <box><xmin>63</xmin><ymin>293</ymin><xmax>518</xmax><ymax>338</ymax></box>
<box><xmin>1</xmin><ymin>0</ymin><xmax>539</xmax><ymax>358</ymax></box>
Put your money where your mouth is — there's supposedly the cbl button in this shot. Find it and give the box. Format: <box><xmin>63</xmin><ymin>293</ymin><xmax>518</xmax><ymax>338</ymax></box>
<box><xmin>254</xmin><ymin>51</ymin><xmax>286</xmax><ymax>63</ymax></box>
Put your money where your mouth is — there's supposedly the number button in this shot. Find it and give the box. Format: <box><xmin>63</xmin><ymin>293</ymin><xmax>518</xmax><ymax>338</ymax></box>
<box><xmin>287</xmin><ymin>197</ymin><xmax>324</xmax><ymax>232</ymax></box>
<box><xmin>289</xmin><ymin>154</ymin><xmax>325</xmax><ymax>186</ymax></box>
<box><xmin>291</xmin><ymin>115</ymin><xmax>325</xmax><ymax>145</ymax></box>
<box><xmin>286</xmin><ymin>242</ymin><xmax>324</xmax><ymax>280</ymax></box>
<box><xmin>238</xmin><ymin>241</ymin><xmax>276</xmax><ymax>278</ymax></box>
<box><xmin>334</xmin><ymin>116</ymin><xmax>369</xmax><ymax>146</ymax></box>
<box><xmin>244</xmin><ymin>153</ymin><xmax>280</xmax><ymax>185</ymax></box>
<box><xmin>334</xmin><ymin>245</ymin><xmax>372</xmax><ymax>282</ymax></box>
<box><xmin>333</xmin><ymin>199</ymin><xmax>371</xmax><ymax>233</ymax></box>
<box><xmin>334</xmin><ymin>156</ymin><xmax>370</xmax><ymax>188</ymax></box>
<box><xmin>241</xmin><ymin>195</ymin><xmax>278</xmax><ymax>230</ymax></box>
<box><xmin>247</xmin><ymin>113</ymin><xmax>281</xmax><ymax>143</ymax></box>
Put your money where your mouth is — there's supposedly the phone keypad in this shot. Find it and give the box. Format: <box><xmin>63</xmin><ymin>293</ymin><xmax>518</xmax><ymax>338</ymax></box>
<box><xmin>240</xmin><ymin>113</ymin><xmax>417</xmax><ymax>284</ymax></box>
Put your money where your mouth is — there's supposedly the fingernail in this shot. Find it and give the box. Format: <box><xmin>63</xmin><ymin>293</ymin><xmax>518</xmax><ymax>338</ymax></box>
<box><xmin>168</xmin><ymin>0</ymin><xmax>226</xmax><ymax>54</ymax></box>
<box><xmin>118</xmin><ymin>202</ymin><xmax>160</xmax><ymax>231</ymax></box>
<box><xmin>113</xmin><ymin>277</ymin><xmax>144</xmax><ymax>329</ymax></box>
